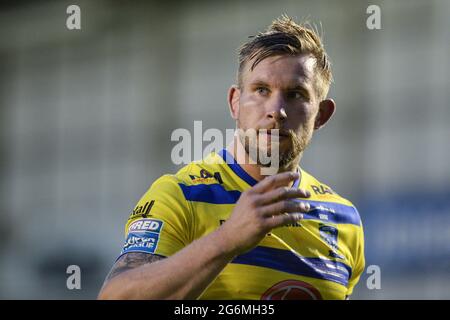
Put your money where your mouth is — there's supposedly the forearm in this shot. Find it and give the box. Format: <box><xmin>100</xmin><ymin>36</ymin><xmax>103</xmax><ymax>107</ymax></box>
<box><xmin>98</xmin><ymin>227</ymin><xmax>236</xmax><ymax>300</ymax></box>
<box><xmin>99</xmin><ymin>172</ymin><xmax>308</xmax><ymax>299</ymax></box>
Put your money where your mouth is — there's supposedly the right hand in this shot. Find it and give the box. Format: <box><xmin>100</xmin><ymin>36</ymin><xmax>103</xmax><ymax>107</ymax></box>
<box><xmin>218</xmin><ymin>171</ymin><xmax>311</xmax><ymax>256</ymax></box>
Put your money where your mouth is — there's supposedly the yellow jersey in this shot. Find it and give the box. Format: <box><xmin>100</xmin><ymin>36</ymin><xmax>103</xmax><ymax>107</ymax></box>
<box><xmin>118</xmin><ymin>149</ymin><xmax>365</xmax><ymax>300</ymax></box>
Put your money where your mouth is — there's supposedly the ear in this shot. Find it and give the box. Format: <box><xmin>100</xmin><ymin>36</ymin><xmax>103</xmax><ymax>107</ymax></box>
<box><xmin>314</xmin><ymin>98</ymin><xmax>336</xmax><ymax>130</ymax></box>
<box><xmin>227</xmin><ymin>85</ymin><xmax>240</xmax><ymax>120</ymax></box>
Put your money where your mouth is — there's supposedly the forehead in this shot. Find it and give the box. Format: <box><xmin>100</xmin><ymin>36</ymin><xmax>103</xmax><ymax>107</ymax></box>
<box><xmin>242</xmin><ymin>54</ymin><xmax>317</xmax><ymax>87</ymax></box>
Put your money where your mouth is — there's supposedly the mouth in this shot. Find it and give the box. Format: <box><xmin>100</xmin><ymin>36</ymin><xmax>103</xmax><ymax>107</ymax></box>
<box><xmin>257</xmin><ymin>130</ymin><xmax>292</xmax><ymax>147</ymax></box>
<box><xmin>259</xmin><ymin>129</ymin><xmax>291</xmax><ymax>138</ymax></box>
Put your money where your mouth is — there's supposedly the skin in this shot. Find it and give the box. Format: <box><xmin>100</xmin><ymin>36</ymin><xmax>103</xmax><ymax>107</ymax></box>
<box><xmin>98</xmin><ymin>53</ymin><xmax>335</xmax><ymax>300</ymax></box>
<box><xmin>228</xmin><ymin>53</ymin><xmax>335</xmax><ymax>181</ymax></box>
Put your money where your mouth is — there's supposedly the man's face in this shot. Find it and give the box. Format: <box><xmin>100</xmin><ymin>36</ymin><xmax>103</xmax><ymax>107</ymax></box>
<box><xmin>233</xmin><ymin>53</ymin><xmax>322</xmax><ymax>169</ymax></box>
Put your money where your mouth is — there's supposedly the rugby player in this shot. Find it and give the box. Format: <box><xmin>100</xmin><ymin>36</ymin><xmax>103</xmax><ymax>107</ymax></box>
<box><xmin>98</xmin><ymin>15</ymin><xmax>365</xmax><ymax>300</ymax></box>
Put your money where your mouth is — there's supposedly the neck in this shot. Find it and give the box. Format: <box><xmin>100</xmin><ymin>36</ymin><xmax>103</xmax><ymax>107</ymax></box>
<box><xmin>226</xmin><ymin>137</ymin><xmax>302</xmax><ymax>185</ymax></box>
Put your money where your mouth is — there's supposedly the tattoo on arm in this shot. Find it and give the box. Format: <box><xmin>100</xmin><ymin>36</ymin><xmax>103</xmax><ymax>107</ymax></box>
<box><xmin>104</xmin><ymin>252</ymin><xmax>165</xmax><ymax>282</ymax></box>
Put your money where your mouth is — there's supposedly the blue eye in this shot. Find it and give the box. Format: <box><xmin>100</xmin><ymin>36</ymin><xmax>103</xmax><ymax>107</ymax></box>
<box><xmin>256</xmin><ymin>87</ymin><xmax>269</xmax><ymax>95</ymax></box>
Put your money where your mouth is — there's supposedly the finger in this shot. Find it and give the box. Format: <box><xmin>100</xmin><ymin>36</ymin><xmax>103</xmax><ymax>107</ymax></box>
<box><xmin>266</xmin><ymin>211</ymin><xmax>304</xmax><ymax>229</ymax></box>
<box><xmin>256</xmin><ymin>187</ymin><xmax>310</xmax><ymax>205</ymax></box>
<box><xmin>260</xmin><ymin>200</ymin><xmax>310</xmax><ymax>217</ymax></box>
<box><xmin>252</xmin><ymin>171</ymin><xmax>299</xmax><ymax>194</ymax></box>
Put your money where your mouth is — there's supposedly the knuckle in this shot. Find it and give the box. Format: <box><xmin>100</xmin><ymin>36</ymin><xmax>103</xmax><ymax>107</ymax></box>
<box><xmin>276</xmin><ymin>187</ymin><xmax>288</xmax><ymax>199</ymax></box>
<box><xmin>252</xmin><ymin>207</ymin><xmax>262</xmax><ymax>217</ymax></box>
<box><xmin>284</xmin><ymin>201</ymin><xmax>294</xmax><ymax>212</ymax></box>
<box><xmin>250</xmin><ymin>196</ymin><xmax>262</xmax><ymax>209</ymax></box>
<box><xmin>282</xmin><ymin>200</ymin><xmax>291</xmax><ymax>210</ymax></box>
<box><xmin>290</xmin><ymin>201</ymin><xmax>299</xmax><ymax>212</ymax></box>
<box><xmin>299</xmin><ymin>189</ymin><xmax>309</xmax><ymax>197</ymax></box>
<box><xmin>262</xmin><ymin>219</ymin><xmax>273</xmax><ymax>231</ymax></box>
<box><xmin>252</xmin><ymin>195</ymin><xmax>263</xmax><ymax>206</ymax></box>
<box><xmin>243</xmin><ymin>189</ymin><xmax>252</xmax><ymax>197</ymax></box>
<box><xmin>254</xmin><ymin>217</ymin><xmax>266</xmax><ymax>230</ymax></box>
<box><xmin>243</xmin><ymin>192</ymin><xmax>255</xmax><ymax>202</ymax></box>
<box><xmin>282</xmin><ymin>213</ymin><xmax>294</xmax><ymax>223</ymax></box>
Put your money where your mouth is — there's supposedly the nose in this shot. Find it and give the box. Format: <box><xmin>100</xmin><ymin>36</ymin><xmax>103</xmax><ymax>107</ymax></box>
<box><xmin>266</xmin><ymin>93</ymin><xmax>287</xmax><ymax>122</ymax></box>
<box><xmin>268</xmin><ymin>108</ymin><xmax>287</xmax><ymax>122</ymax></box>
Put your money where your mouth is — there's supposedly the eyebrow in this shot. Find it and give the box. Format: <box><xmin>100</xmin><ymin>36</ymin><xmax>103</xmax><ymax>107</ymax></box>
<box><xmin>248</xmin><ymin>80</ymin><xmax>270</xmax><ymax>88</ymax></box>
<box><xmin>249</xmin><ymin>80</ymin><xmax>311</xmax><ymax>92</ymax></box>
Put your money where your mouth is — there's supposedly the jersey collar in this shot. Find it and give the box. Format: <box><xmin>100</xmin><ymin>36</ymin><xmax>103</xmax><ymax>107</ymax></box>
<box><xmin>218</xmin><ymin>148</ymin><xmax>301</xmax><ymax>188</ymax></box>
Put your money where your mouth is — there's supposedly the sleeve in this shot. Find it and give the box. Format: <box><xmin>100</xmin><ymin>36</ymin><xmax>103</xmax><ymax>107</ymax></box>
<box><xmin>346</xmin><ymin>222</ymin><xmax>365</xmax><ymax>296</ymax></box>
<box><xmin>117</xmin><ymin>174</ymin><xmax>194</xmax><ymax>259</ymax></box>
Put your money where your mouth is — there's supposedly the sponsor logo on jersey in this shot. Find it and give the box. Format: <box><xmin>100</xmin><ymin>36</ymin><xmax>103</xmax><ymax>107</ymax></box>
<box><xmin>261</xmin><ymin>280</ymin><xmax>323</xmax><ymax>300</ymax></box>
<box><xmin>319</xmin><ymin>223</ymin><xmax>339</xmax><ymax>250</ymax></box>
<box><xmin>128</xmin><ymin>200</ymin><xmax>155</xmax><ymax>220</ymax></box>
<box><xmin>121</xmin><ymin>218</ymin><xmax>164</xmax><ymax>254</ymax></box>
<box><xmin>315</xmin><ymin>204</ymin><xmax>336</xmax><ymax>214</ymax></box>
<box><xmin>311</xmin><ymin>184</ymin><xmax>334</xmax><ymax>195</ymax></box>
<box><xmin>128</xmin><ymin>218</ymin><xmax>163</xmax><ymax>233</ymax></box>
<box><xmin>189</xmin><ymin>169</ymin><xmax>223</xmax><ymax>184</ymax></box>
<box><xmin>319</xmin><ymin>223</ymin><xmax>344</xmax><ymax>259</ymax></box>
<box><xmin>122</xmin><ymin>233</ymin><xmax>160</xmax><ymax>254</ymax></box>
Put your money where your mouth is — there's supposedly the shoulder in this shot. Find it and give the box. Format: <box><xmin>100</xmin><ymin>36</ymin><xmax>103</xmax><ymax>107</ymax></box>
<box><xmin>301</xmin><ymin>169</ymin><xmax>362</xmax><ymax>226</ymax></box>
<box><xmin>143</xmin><ymin>152</ymin><xmax>227</xmax><ymax>200</ymax></box>
<box><xmin>174</xmin><ymin>152</ymin><xmax>228</xmax><ymax>185</ymax></box>
<box><xmin>301</xmin><ymin>169</ymin><xmax>354</xmax><ymax>206</ymax></box>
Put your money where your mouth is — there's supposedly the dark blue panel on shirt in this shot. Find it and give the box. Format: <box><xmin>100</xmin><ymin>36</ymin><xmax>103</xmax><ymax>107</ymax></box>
<box><xmin>217</xmin><ymin>149</ymin><xmax>259</xmax><ymax>186</ymax></box>
<box><xmin>179</xmin><ymin>183</ymin><xmax>241</xmax><ymax>204</ymax></box>
<box><xmin>298</xmin><ymin>200</ymin><xmax>361</xmax><ymax>226</ymax></box>
<box><xmin>232</xmin><ymin>246</ymin><xmax>352</xmax><ymax>287</ymax></box>
<box><xmin>178</xmin><ymin>183</ymin><xmax>360</xmax><ymax>225</ymax></box>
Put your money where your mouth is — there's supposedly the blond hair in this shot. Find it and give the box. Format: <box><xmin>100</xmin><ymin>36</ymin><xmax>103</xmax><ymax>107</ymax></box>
<box><xmin>237</xmin><ymin>15</ymin><xmax>332</xmax><ymax>100</ymax></box>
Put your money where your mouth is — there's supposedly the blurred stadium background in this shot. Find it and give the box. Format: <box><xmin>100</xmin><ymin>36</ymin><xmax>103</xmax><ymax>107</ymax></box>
<box><xmin>0</xmin><ymin>0</ymin><xmax>449</xmax><ymax>299</ymax></box>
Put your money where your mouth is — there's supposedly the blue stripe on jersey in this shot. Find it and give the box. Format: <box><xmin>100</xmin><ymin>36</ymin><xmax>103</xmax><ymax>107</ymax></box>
<box><xmin>232</xmin><ymin>246</ymin><xmax>352</xmax><ymax>287</ymax></box>
<box><xmin>218</xmin><ymin>148</ymin><xmax>301</xmax><ymax>190</ymax></box>
<box><xmin>178</xmin><ymin>183</ymin><xmax>241</xmax><ymax>204</ymax></box>
<box><xmin>298</xmin><ymin>200</ymin><xmax>361</xmax><ymax>226</ymax></box>
<box><xmin>178</xmin><ymin>183</ymin><xmax>360</xmax><ymax>225</ymax></box>
<box><xmin>218</xmin><ymin>149</ymin><xmax>259</xmax><ymax>186</ymax></box>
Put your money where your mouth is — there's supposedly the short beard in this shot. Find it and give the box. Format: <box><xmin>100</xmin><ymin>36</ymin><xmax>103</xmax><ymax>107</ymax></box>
<box><xmin>238</xmin><ymin>126</ymin><xmax>312</xmax><ymax>170</ymax></box>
